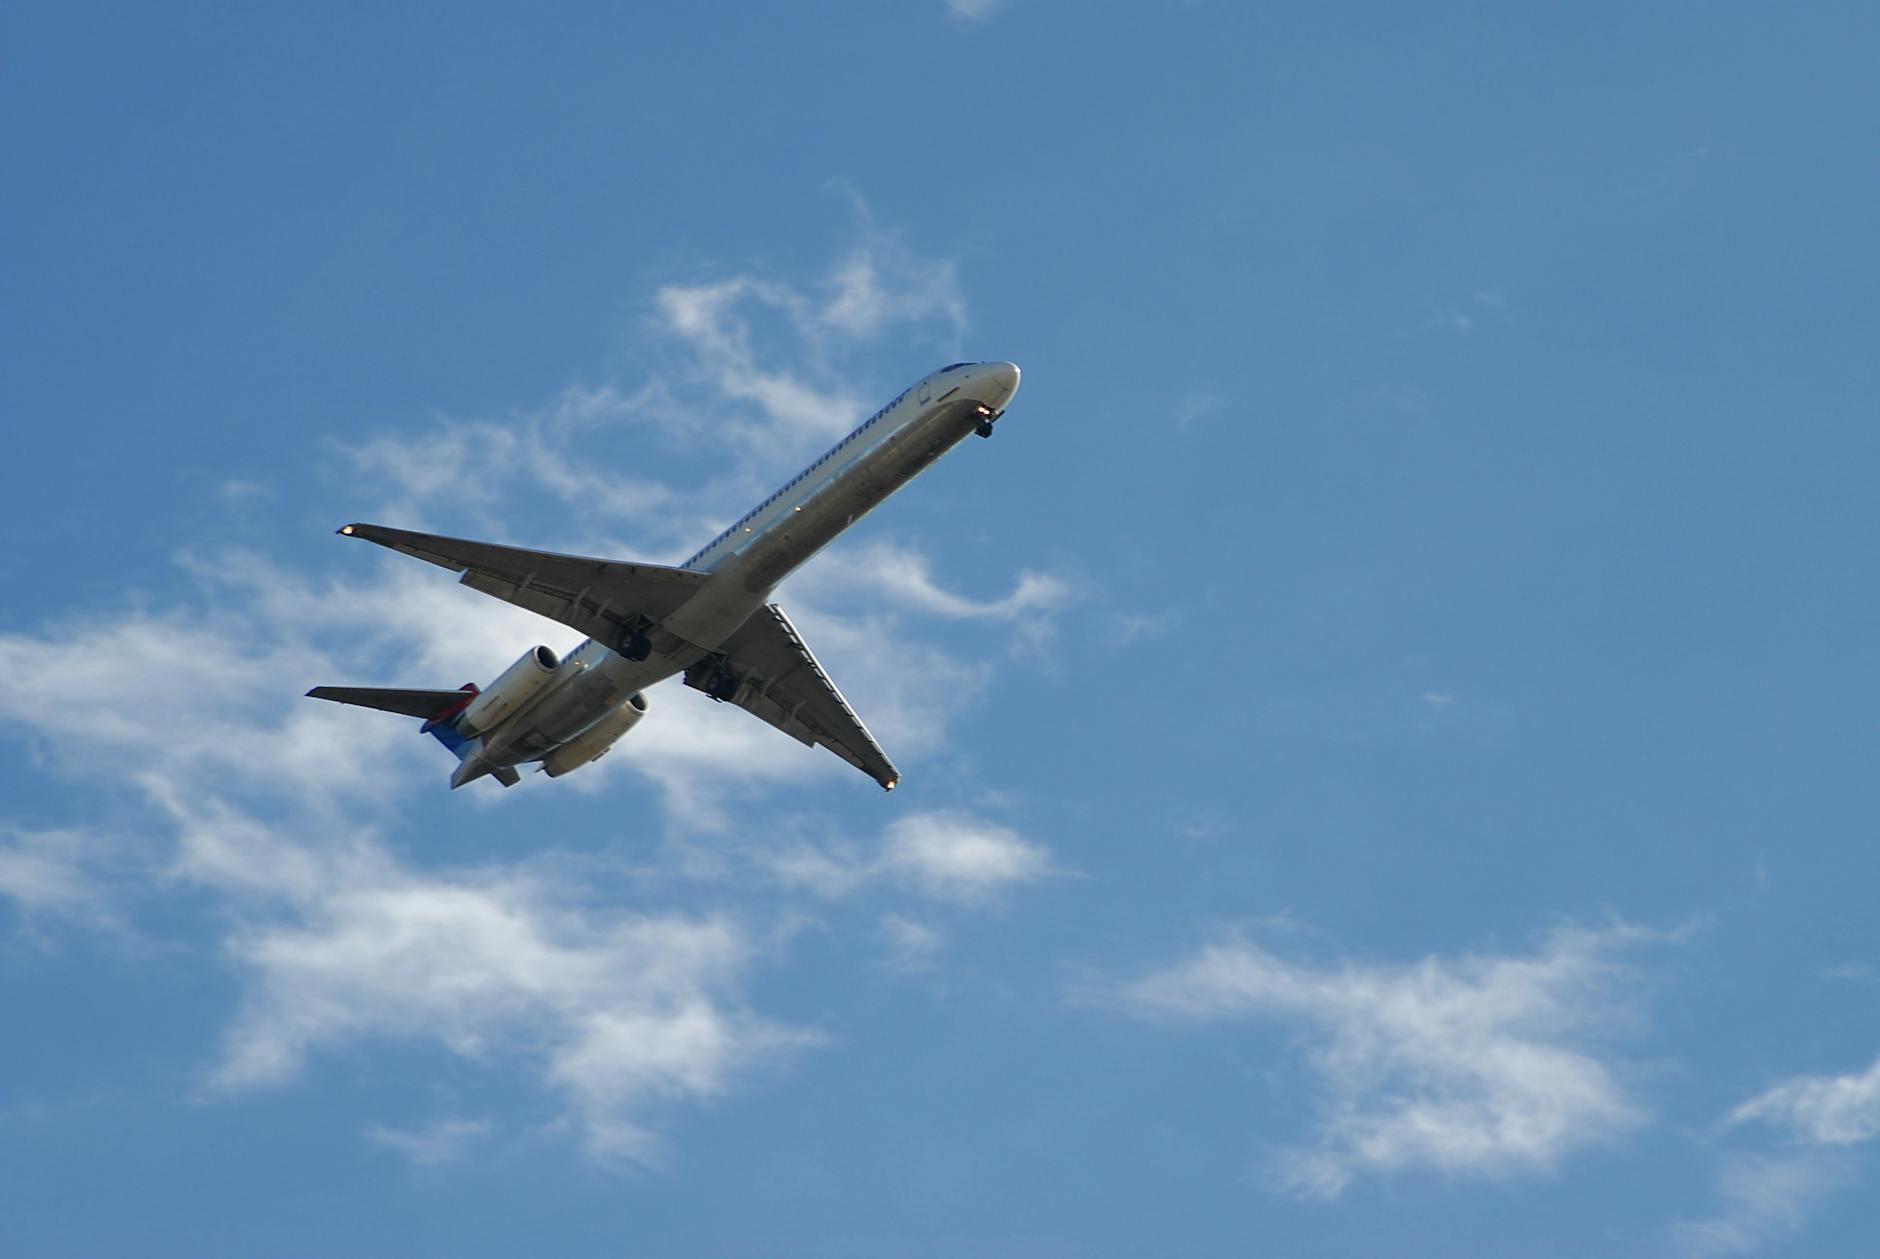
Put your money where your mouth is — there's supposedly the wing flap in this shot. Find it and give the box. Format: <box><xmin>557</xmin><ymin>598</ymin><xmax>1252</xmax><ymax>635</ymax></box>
<box><xmin>338</xmin><ymin>522</ymin><xmax>707</xmax><ymax>646</ymax></box>
<box><xmin>689</xmin><ymin>604</ymin><xmax>899</xmax><ymax>790</ymax></box>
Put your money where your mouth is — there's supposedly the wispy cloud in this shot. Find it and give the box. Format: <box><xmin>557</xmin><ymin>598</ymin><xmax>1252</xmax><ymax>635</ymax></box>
<box><xmin>0</xmin><ymin>634</ymin><xmax>826</xmax><ymax>1165</ymax></box>
<box><xmin>643</xmin><ymin>218</ymin><xmax>967</xmax><ymax>470</ymax></box>
<box><xmin>0</xmin><ymin>825</ymin><xmax>120</xmax><ymax>926</ymax></box>
<box><xmin>805</xmin><ymin>541</ymin><xmax>1071</xmax><ymax>625</ymax></box>
<box><xmin>1672</xmin><ymin>1151</ymin><xmax>1853</xmax><ymax>1257</ymax></box>
<box><xmin>217</xmin><ymin>478</ymin><xmax>271</xmax><ymax>501</ymax></box>
<box><xmin>817</xmin><ymin>236</ymin><xmax>967</xmax><ymax>341</ymax></box>
<box><xmin>758</xmin><ymin>810</ymin><xmax>1056</xmax><ymax>908</ymax></box>
<box><xmin>131</xmin><ymin>766</ymin><xmax>821</xmax><ymax>1164</ymax></box>
<box><xmin>1727</xmin><ymin>1054</ymin><xmax>1880</xmax><ymax>1146</ymax></box>
<box><xmin>212</xmin><ymin>862</ymin><xmax>817</xmax><ymax>1162</ymax></box>
<box><xmin>1090</xmin><ymin>923</ymin><xmax>1658</xmax><ymax>1197</ymax></box>
<box><xmin>878</xmin><ymin>913</ymin><xmax>946</xmax><ymax>971</ymax></box>
<box><xmin>1674</xmin><ymin>1052</ymin><xmax>1880</xmax><ymax>1254</ymax></box>
<box><xmin>365</xmin><ymin>1117</ymin><xmax>494</xmax><ymax>1166</ymax></box>
<box><xmin>946</xmin><ymin>0</ymin><xmax>1004</xmax><ymax>21</ymax></box>
<box><xmin>879</xmin><ymin>812</ymin><xmax>1057</xmax><ymax>905</ymax></box>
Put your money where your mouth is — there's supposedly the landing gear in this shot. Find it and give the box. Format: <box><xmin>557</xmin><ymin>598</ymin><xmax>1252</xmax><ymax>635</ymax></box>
<box><xmin>975</xmin><ymin>420</ymin><xmax>995</xmax><ymax>438</ymax></box>
<box><xmin>621</xmin><ymin>631</ymin><xmax>653</xmax><ymax>662</ymax></box>
<box><xmin>683</xmin><ymin>654</ymin><xmax>742</xmax><ymax>702</ymax></box>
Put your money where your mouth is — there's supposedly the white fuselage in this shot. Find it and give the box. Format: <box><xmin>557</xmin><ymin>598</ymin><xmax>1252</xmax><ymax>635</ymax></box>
<box><xmin>465</xmin><ymin>361</ymin><xmax>1020</xmax><ymax>774</ymax></box>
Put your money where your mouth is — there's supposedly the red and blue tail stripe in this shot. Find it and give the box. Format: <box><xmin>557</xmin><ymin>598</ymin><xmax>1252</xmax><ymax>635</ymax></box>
<box><xmin>420</xmin><ymin>684</ymin><xmax>479</xmax><ymax>759</ymax></box>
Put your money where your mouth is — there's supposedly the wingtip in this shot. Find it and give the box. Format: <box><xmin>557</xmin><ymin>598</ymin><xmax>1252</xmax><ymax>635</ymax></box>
<box><xmin>336</xmin><ymin>523</ymin><xmax>359</xmax><ymax>536</ymax></box>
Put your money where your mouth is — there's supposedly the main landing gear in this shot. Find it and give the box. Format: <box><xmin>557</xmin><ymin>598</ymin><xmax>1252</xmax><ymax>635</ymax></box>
<box><xmin>621</xmin><ymin>629</ymin><xmax>653</xmax><ymax>662</ymax></box>
<box><xmin>685</xmin><ymin>658</ymin><xmax>741</xmax><ymax>702</ymax></box>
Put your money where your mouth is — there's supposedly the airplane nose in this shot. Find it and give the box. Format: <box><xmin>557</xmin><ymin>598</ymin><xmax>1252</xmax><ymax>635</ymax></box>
<box><xmin>982</xmin><ymin>361</ymin><xmax>1020</xmax><ymax>408</ymax></box>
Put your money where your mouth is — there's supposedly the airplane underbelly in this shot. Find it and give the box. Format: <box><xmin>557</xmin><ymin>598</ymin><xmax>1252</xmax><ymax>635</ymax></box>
<box><xmin>740</xmin><ymin>402</ymin><xmax>981</xmax><ymax>593</ymax></box>
<box><xmin>486</xmin><ymin>692</ymin><xmax>610</xmax><ymax>763</ymax></box>
<box><xmin>482</xmin><ymin>653</ymin><xmax>669</xmax><ymax>764</ymax></box>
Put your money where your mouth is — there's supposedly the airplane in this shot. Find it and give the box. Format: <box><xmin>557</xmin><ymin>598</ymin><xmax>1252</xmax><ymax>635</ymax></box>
<box><xmin>308</xmin><ymin>360</ymin><xmax>1021</xmax><ymax>791</ymax></box>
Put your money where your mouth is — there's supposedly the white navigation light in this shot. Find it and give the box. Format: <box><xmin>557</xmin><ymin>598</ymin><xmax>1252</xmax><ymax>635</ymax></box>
<box><xmin>339</xmin><ymin>524</ymin><xmax>355</xmax><ymax>535</ymax></box>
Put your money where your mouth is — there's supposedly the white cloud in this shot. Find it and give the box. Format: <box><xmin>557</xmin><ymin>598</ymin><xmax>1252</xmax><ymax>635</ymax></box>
<box><xmin>878</xmin><ymin>913</ymin><xmax>946</xmax><ymax>971</ymax></box>
<box><xmin>1672</xmin><ymin>1152</ymin><xmax>1853</xmax><ymax>1257</ymax></box>
<box><xmin>946</xmin><ymin>0</ymin><xmax>1004</xmax><ymax>20</ymax></box>
<box><xmin>758</xmin><ymin>810</ymin><xmax>1055</xmax><ymax>908</ymax></box>
<box><xmin>0</xmin><ymin>712</ymin><xmax>825</xmax><ymax>1164</ymax></box>
<box><xmin>654</xmin><ymin>275</ymin><xmax>857</xmax><ymax>454</ymax></box>
<box><xmin>0</xmin><ymin>826</ymin><xmax>115</xmax><ymax>923</ymax></box>
<box><xmin>1097</xmin><ymin>924</ymin><xmax>1656</xmax><ymax>1197</ymax></box>
<box><xmin>1103</xmin><ymin>611</ymin><xmax>1175</xmax><ymax>647</ymax></box>
<box><xmin>803</xmin><ymin>540</ymin><xmax>1071</xmax><ymax>626</ymax></box>
<box><xmin>211</xmin><ymin>857</ymin><xmax>818</xmax><ymax>1162</ymax></box>
<box><xmin>643</xmin><ymin>216</ymin><xmax>966</xmax><ymax>469</ymax></box>
<box><xmin>1728</xmin><ymin>1054</ymin><xmax>1880</xmax><ymax>1146</ymax></box>
<box><xmin>338</xmin><ymin>385</ymin><xmax>682</xmax><ymax>540</ymax></box>
<box><xmin>879</xmin><ymin>812</ymin><xmax>1056</xmax><ymax>906</ymax></box>
<box><xmin>1675</xmin><ymin>1053</ymin><xmax>1880</xmax><ymax>1254</ymax></box>
<box><xmin>218</xmin><ymin>478</ymin><xmax>270</xmax><ymax>501</ymax></box>
<box><xmin>366</xmin><ymin>1117</ymin><xmax>494</xmax><ymax>1166</ymax></box>
<box><xmin>817</xmin><ymin>240</ymin><xmax>967</xmax><ymax>341</ymax></box>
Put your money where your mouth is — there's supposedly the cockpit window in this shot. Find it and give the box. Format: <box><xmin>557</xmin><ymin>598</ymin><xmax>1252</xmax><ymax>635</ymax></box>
<box><xmin>941</xmin><ymin>362</ymin><xmax>973</xmax><ymax>372</ymax></box>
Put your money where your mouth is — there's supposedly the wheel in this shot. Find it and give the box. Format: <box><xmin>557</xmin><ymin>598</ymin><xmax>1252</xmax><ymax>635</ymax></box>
<box><xmin>975</xmin><ymin>420</ymin><xmax>995</xmax><ymax>438</ymax></box>
<box><xmin>706</xmin><ymin>672</ymin><xmax>739</xmax><ymax>701</ymax></box>
<box><xmin>622</xmin><ymin>631</ymin><xmax>652</xmax><ymax>662</ymax></box>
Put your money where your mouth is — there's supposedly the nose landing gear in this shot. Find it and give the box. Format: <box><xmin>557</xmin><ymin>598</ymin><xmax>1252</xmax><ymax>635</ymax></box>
<box><xmin>974</xmin><ymin>404</ymin><xmax>1002</xmax><ymax>439</ymax></box>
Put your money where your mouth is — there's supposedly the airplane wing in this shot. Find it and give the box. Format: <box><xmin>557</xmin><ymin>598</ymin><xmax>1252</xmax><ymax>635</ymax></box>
<box><xmin>687</xmin><ymin>603</ymin><xmax>900</xmax><ymax>790</ymax></box>
<box><xmin>338</xmin><ymin>522</ymin><xmax>708</xmax><ymax>648</ymax></box>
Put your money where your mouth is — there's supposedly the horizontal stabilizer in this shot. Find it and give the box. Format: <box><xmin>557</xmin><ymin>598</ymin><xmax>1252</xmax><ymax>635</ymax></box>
<box><xmin>306</xmin><ymin>686</ymin><xmax>474</xmax><ymax>721</ymax></box>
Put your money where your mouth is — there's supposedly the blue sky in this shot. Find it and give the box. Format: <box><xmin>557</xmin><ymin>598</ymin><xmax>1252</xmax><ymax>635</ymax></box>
<box><xmin>4</xmin><ymin>2</ymin><xmax>1878</xmax><ymax>1254</ymax></box>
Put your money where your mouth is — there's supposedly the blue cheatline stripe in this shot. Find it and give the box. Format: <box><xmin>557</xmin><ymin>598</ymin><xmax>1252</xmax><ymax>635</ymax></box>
<box><xmin>427</xmin><ymin>719</ymin><xmax>473</xmax><ymax>759</ymax></box>
<box><xmin>419</xmin><ymin>684</ymin><xmax>479</xmax><ymax>760</ymax></box>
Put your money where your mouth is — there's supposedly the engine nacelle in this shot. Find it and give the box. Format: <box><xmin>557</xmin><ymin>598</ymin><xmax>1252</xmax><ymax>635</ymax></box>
<box><xmin>457</xmin><ymin>645</ymin><xmax>559</xmax><ymax>736</ymax></box>
<box><xmin>540</xmin><ymin>692</ymin><xmax>648</xmax><ymax>778</ymax></box>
